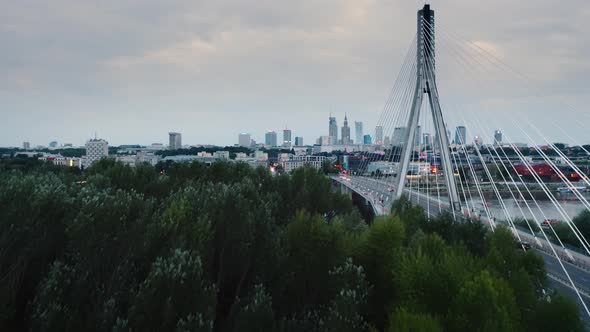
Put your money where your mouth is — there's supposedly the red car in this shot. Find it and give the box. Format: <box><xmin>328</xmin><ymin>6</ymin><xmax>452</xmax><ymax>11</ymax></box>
<box><xmin>541</xmin><ymin>219</ymin><xmax>561</xmax><ymax>229</ymax></box>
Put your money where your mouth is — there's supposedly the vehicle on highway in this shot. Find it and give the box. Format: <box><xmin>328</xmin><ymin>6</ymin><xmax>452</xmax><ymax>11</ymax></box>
<box><xmin>541</xmin><ymin>219</ymin><xmax>561</xmax><ymax>229</ymax></box>
<box><xmin>516</xmin><ymin>241</ymin><xmax>532</xmax><ymax>250</ymax></box>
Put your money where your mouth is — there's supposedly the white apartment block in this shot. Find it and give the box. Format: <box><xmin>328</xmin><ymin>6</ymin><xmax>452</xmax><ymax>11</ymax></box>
<box><xmin>85</xmin><ymin>139</ymin><xmax>109</xmax><ymax>166</ymax></box>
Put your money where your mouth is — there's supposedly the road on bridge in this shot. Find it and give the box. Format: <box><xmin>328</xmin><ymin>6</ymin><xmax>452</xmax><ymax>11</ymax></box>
<box><xmin>334</xmin><ymin>175</ymin><xmax>590</xmax><ymax>324</ymax></box>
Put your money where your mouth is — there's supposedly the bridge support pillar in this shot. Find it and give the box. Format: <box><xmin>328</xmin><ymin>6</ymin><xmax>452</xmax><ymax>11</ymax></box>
<box><xmin>395</xmin><ymin>4</ymin><xmax>461</xmax><ymax>214</ymax></box>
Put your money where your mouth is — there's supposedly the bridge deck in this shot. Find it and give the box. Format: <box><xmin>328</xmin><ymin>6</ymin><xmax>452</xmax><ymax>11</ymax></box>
<box><xmin>335</xmin><ymin>175</ymin><xmax>590</xmax><ymax>321</ymax></box>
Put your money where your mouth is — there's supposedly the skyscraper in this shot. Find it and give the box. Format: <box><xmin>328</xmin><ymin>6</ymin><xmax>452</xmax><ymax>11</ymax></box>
<box><xmin>85</xmin><ymin>138</ymin><xmax>108</xmax><ymax>166</ymax></box>
<box><xmin>422</xmin><ymin>133</ymin><xmax>431</xmax><ymax>146</ymax></box>
<box><xmin>355</xmin><ymin>121</ymin><xmax>363</xmax><ymax>145</ymax></box>
<box><xmin>239</xmin><ymin>133</ymin><xmax>251</xmax><ymax>148</ymax></box>
<box><xmin>494</xmin><ymin>130</ymin><xmax>502</xmax><ymax>146</ymax></box>
<box><xmin>454</xmin><ymin>126</ymin><xmax>466</xmax><ymax>145</ymax></box>
<box><xmin>341</xmin><ymin>115</ymin><xmax>351</xmax><ymax>144</ymax></box>
<box><xmin>363</xmin><ymin>135</ymin><xmax>372</xmax><ymax>145</ymax></box>
<box><xmin>392</xmin><ymin>127</ymin><xmax>407</xmax><ymax>145</ymax></box>
<box><xmin>265</xmin><ymin>131</ymin><xmax>277</xmax><ymax>147</ymax></box>
<box><xmin>375</xmin><ymin>126</ymin><xmax>384</xmax><ymax>145</ymax></box>
<box><xmin>329</xmin><ymin>116</ymin><xmax>338</xmax><ymax>144</ymax></box>
<box><xmin>283</xmin><ymin>129</ymin><xmax>292</xmax><ymax>147</ymax></box>
<box><xmin>295</xmin><ymin>137</ymin><xmax>303</xmax><ymax>146</ymax></box>
<box><xmin>414</xmin><ymin>125</ymin><xmax>421</xmax><ymax>147</ymax></box>
<box><xmin>169</xmin><ymin>132</ymin><xmax>182</xmax><ymax>150</ymax></box>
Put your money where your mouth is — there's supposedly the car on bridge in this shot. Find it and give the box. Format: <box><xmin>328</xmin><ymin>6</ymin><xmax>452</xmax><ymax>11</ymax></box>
<box><xmin>516</xmin><ymin>241</ymin><xmax>532</xmax><ymax>250</ymax></box>
<box><xmin>541</xmin><ymin>219</ymin><xmax>561</xmax><ymax>229</ymax></box>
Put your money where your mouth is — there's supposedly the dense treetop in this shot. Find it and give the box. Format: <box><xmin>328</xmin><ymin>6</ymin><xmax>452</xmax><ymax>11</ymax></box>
<box><xmin>0</xmin><ymin>158</ymin><xmax>585</xmax><ymax>331</ymax></box>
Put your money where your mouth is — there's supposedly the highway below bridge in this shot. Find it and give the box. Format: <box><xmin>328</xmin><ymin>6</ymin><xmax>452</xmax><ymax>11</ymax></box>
<box><xmin>333</xmin><ymin>175</ymin><xmax>590</xmax><ymax>325</ymax></box>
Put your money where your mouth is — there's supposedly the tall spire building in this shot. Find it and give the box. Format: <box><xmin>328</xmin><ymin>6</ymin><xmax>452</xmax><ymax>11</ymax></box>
<box><xmin>341</xmin><ymin>115</ymin><xmax>351</xmax><ymax>145</ymax></box>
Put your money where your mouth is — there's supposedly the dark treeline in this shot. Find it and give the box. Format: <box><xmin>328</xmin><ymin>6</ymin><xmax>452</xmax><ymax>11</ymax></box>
<box><xmin>0</xmin><ymin>159</ymin><xmax>585</xmax><ymax>331</ymax></box>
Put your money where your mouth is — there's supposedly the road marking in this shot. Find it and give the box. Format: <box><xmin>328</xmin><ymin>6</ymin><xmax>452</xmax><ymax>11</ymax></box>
<box><xmin>547</xmin><ymin>273</ymin><xmax>590</xmax><ymax>300</ymax></box>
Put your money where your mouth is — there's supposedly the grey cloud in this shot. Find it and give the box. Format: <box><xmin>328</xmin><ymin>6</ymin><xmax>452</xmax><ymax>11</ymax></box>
<box><xmin>0</xmin><ymin>0</ymin><xmax>589</xmax><ymax>146</ymax></box>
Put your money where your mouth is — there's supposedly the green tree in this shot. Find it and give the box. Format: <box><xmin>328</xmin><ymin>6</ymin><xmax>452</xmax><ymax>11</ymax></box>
<box><xmin>398</xmin><ymin>234</ymin><xmax>473</xmax><ymax>319</ymax></box>
<box><xmin>322</xmin><ymin>160</ymin><xmax>339</xmax><ymax>174</ymax></box>
<box><xmin>278</xmin><ymin>212</ymin><xmax>346</xmax><ymax>314</ymax></box>
<box><xmin>231</xmin><ymin>284</ymin><xmax>276</xmax><ymax>332</ymax></box>
<box><xmin>61</xmin><ymin>187</ymin><xmax>157</xmax><ymax>329</ymax></box>
<box><xmin>449</xmin><ymin>270</ymin><xmax>521</xmax><ymax>332</ymax></box>
<box><xmin>387</xmin><ymin>308</ymin><xmax>442</xmax><ymax>332</ymax></box>
<box><xmin>484</xmin><ymin>226</ymin><xmax>521</xmax><ymax>279</ymax></box>
<box><xmin>324</xmin><ymin>258</ymin><xmax>370</xmax><ymax>332</ymax></box>
<box><xmin>127</xmin><ymin>249</ymin><xmax>216</xmax><ymax>332</ymax></box>
<box><xmin>356</xmin><ymin>215</ymin><xmax>405</xmax><ymax>329</ymax></box>
<box><xmin>0</xmin><ymin>172</ymin><xmax>71</xmax><ymax>330</ymax></box>
<box><xmin>572</xmin><ymin>210</ymin><xmax>590</xmax><ymax>240</ymax></box>
<box><xmin>30</xmin><ymin>261</ymin><xmax>76</xmax><ymax>332</ymax></box>
<box><xmin>532</xmin><ymin>295</ymin><xmax>585</xmax><ymax>332</ymax></box>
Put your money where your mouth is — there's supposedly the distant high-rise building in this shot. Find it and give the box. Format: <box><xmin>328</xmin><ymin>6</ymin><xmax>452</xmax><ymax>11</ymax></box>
<box><xmin>329</xmin><ymin>116</ymin><xmax>338</xmax><ymax>144</ymax></box>
<box><xmin>384</xmin><ymin>136</ymin><xmax>391</xmax><ymax>146</ymax></box>
<box><xmin>454</xmin><ymin>126</ymin><xmax>466</xmax><ymax>145</ymax></box>
<box><xmin>169</xmin><ymin>132</ymin><xmax>182</xmax><ymax>150</ymax></box>
<box><xmin>422</xmin><ymin>133</ymin><xmax>431</xmax><ymax>146</ymax></box>
<box><xmin>341</xmin><ymin>115</ymin><xmax>351</xmax><ymax>145</ymax></box>
<box><xmin>23</xmin><ymin>142</ymin><xmax>30</xmax><ymax>150</ymax></box>
<box><xmin>239</xmin><ymin>133</ymin><xmax>251</xmax><ymax>148</ymax></box>
<box><xmin>494</xmin><ymin>130</ymin><xmax>502</xmax><ymax>146</ymax></box>
<box><xmin>265</xmin><ymin>131</ymin><xmax>278</xmax><ymax>147</ymax></box>
<box><xmin>295</xmin><ymin>137</ymin><xmax>304</xmax><ymax>146</ymax></box>
<box><xmin>363</xmin><ymin>135</ymin><xmax>372</xmax><ymax>145</ymax></box>
<box><xmin>283</xmin><ymin>129</ymin><xmax>292</xmax><ymax>147</ymax></box>
<box><xmin>392</xmin><ymin>127</ymin><xmax>407</xmax><ymax>145</ymax></box>
<box><xmin>375</xmin><ymin>126</ymin><xmax>384</xmax><ymax>145</ymax></box>
<box><xmin>414</xmin><ymin>125</ymin><xmax>421</xmax><ymax>146</ymax></box>
<box><xmin>85</xmin><ymin>138</ymin><xmax>108</xmax><ymax>166</ymax></box>
<box><xmin>355</xmin><ymin>121</ymin><xmax>363</xmax><ymax>145</ymax></box>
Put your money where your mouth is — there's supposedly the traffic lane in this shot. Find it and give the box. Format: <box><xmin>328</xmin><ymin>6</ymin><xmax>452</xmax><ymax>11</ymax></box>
<box><xmin>345</xmin><ymin>178</ymin><xmax>590</xmax><ymax>286</ymax></box>
<box><xmin>547</xmin><ymin>277</ymin><xmax>590</xmax><ymax>327</ymax></box>
<box><xmin>539</xmin><ymin>251</ymin><xmax>590</xmax><ymax>294</ymax></box>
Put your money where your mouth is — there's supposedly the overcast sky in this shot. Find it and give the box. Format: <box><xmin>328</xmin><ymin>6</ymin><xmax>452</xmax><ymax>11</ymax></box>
<box><xmin>1</xmin><ymin>0</ymin><xmax>589</xmax><ymax>147</ymax></box>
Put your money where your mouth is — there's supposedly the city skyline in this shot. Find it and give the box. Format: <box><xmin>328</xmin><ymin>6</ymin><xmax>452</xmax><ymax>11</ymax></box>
<box><xmin>1</xmin><ymin>1</ymin><xmax>589</xmax><ymax>147</ymax></box>
<box><xmin>9</xmin><ymin>119</ymin><xmax>582</xmax><ymax>149</ymax></box>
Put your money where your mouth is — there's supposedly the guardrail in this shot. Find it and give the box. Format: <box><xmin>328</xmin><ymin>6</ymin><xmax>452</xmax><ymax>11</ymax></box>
<box><xmin>547</xmin><ymin>272</ymin><xmax>590</xmax><ymax>299</ymax></box>
<box><xmin>494</xmin><ymin>220</ymin><xmax>590</xmax><ymax>273</ymax></box>
<box><xmin>530</xmin><ymin>239</ymin><xmax>590</xmax><ymax>273</ymax></box>
<box><xmin>337</xmin><ymin>175</ymin><xmax>590</xmax><ymax>275</ymax></box>
<box><xmin>332</xmin><ymin>176</ymin><xmax>388</xmax><ymax>216</ymax></box>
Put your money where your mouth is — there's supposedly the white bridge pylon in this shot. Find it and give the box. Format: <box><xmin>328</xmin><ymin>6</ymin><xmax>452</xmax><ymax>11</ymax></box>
<box><xmin>395</xmin><ymin>4</ymin><xmax>461</xmax><ymax>212</ymax></box>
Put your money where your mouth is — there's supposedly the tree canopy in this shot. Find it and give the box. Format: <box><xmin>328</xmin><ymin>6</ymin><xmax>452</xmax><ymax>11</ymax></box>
<box><xmin>0</xmin><ymin>159</ymin><xmax>585</xmax><ymax>331</ymax></box>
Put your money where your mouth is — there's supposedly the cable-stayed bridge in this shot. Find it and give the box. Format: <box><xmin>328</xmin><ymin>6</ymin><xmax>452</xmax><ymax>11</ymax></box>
<box><xmin>334</xmin><ymin>4</ymin><xmax>590</xmax><ymax>322</ymax></box>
